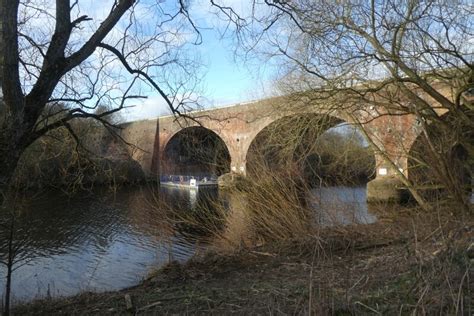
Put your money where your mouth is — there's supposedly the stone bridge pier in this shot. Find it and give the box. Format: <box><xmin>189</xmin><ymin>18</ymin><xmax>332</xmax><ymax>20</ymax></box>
<box><xmin>364</xmin><ymin>114</ymin><xmax>418</xmax><ymax>203</ymax></box>
<box><xmin>366</xmin><ymin>153</ymin><xmax>410</xmax><ymax>203</ymax></box>
<box><xmin>225</xmin><ymin>139</ymin><xmax>248</xmax><ymax>175</ymax></box>
<box><xmin>214</xmin><ymin>129</ymin><xmax>250</xmax><ymax>176</ymax></box>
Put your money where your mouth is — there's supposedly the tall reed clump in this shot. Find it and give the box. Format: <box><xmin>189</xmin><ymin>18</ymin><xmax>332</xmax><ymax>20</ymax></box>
<box><xmin>217</xmin><ymin>170</ymin><xmax>313</xmax><ymax>250</ymax></box>
<box><xmin>192</xmin><ymin>167</ymin><xmax>315</xmax><ymax>252</ymax></box>
<box><xmin>158</xmin><ymin>115</ymin><xmax>374</xmax><ymax>252</ymax></box>
<box><xmin>156</xmin><ymin>166</ymin><xmax>315</xmax><ymax>253</ymax></box>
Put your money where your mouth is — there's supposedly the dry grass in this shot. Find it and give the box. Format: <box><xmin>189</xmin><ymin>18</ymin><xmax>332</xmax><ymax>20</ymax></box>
<box><xmin>159</xmin><ymin>168</ymin><xmax>316</xmax><ymax>253</ymax></box>
<box><xmin>215</xmin><ymin>171</ymin><xmax>314</xmax><ymax>250</ymax></box>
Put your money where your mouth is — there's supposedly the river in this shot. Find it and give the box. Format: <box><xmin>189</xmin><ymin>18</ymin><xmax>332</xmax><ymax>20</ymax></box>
<box><xmin>0</xmin><ymin>185</ymin><xmax>375</xmax><ymax>304</ymax></box>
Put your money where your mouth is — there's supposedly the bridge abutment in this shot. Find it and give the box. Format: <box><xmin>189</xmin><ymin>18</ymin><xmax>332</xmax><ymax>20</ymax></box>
<box><xmin>366</xmin><ymin>154</ymin><xmax>409</xmax><ymax>203</ymax></box>
<box><xmin>367</xmin><ymin>176</ymin><xmax>406</xmax><ymax>203</ymax></box>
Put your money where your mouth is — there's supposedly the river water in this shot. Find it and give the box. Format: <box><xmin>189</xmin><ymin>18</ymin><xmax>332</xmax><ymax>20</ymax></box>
<box><xmin>0</xmin><ymin>185</ymin><xmax>375</xmax><ymax>304</ymax></box>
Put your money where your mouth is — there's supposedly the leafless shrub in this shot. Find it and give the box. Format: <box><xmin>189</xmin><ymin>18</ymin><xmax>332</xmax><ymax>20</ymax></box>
<box><xmin>211</xmin><ymin>0</ymin><xmax>474</xmax><ymax>211</ymax></box>
<box><xmin>160</xmin><ymin>112</ymin><xmax>377</xmax><ymax>252</ymax></box>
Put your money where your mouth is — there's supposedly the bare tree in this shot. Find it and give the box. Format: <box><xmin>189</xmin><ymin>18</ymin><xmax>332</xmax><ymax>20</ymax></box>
<box><xmin>212</xmin><ymin>0</ymin><xmax>473</xmax><ymax>210</ymax></box>
<box><xmin>0</xmin><ymin>0</ymin><xmax>205</xmax><ymax>190</ymax></box>
<box><xmin>0</xmin><ymin>1</ymin><xmax>208</xmax><ymax>311</ymax></box>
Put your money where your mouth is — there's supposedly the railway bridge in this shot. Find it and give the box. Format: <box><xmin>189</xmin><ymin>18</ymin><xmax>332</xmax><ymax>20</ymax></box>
<box><xmin>121</xmin><ymin>85</ymin><xmax>462</xmax><ymax>202</ymax></box>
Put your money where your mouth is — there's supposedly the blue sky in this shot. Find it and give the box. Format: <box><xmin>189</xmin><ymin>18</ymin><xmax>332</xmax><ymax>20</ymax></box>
<box><xmin>123</xmin><ymin>2</ymin><xmax>275</xmax><ymax>121</ymax></box>
<box><xmin>199</xmin><ymin>28</ymin><xmax>260</xmax><ymax>106</ymax></box>
<box><xmin>15</xmin><ymin>0</ymin><xmax>274</xmax><ymax>121</ymax></box>
<box><xmin>127</xmin><ymin>27</ymin><xmax>272</xmax><ymax>121</ymax></box>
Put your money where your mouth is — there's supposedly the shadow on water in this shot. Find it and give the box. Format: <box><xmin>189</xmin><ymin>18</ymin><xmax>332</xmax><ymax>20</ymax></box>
<box><xmin>0</xmin><ymin>185</ymin><xmax>376</xmax><ymax>304</ymax></box>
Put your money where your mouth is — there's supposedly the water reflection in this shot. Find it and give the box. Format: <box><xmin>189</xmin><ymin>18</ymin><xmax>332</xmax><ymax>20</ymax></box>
<box><xmin>309</xmin><ymin>186</ymin><xmax>377</xmax><ymax>225</ymax></box>
<box><xmin>0</xmin><ymin>185</ymin><xmax>375</xmax><ymax>304</ymax></box>
<box><xmin>0</xmin><ymin>187</ymin><xmax>203</xmax><ymax>303</ymax></box>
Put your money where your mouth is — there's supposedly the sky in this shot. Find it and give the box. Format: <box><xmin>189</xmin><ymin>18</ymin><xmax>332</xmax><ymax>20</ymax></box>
<box><xmin>10</xmin><ymin>0</ymin><xmax>274</xmax><ymax>122</ymax></box>
<box><xmin>199</xmin><ymin>29</ymin><xmax>262</xmax><ymax>105</ymax></box>
<box><xmin>128</xmin><ymin>27</ymin><xmax>273</xmax><ymax>121</ymax></box>
<box><xmin>13</xmin><ymin>1</ymin><xmax>473</xmax><ymax>123</ymax></box>
<box><xmin>123</xmin><ymin>1</ymin><xmax>275</xmax><ymax>121</ymax></box>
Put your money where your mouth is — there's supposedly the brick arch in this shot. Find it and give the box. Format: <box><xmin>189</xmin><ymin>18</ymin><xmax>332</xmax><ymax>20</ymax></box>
<box><xmin>242</xmin><ymin>113</ymin><xmax>353</xmax><ymax>175</ymax></box>
<box><xmin>234</xmin><ymin>109</ymin><xmax>349</xmax><ymax>175</ymax></box>
<box><xmin>160</xmin><ymin>125</ymin><xmax>232</xmax><ymax>176</ymax></box>
<box><xmin>143</xmin><ymin>95</ymin><xmax>431</xmax><ymax>179</ymax></box>
<box><xmin>119</xmin><ymin>85</ymin><xmax>457</xmax><ymax>202</ymax></box>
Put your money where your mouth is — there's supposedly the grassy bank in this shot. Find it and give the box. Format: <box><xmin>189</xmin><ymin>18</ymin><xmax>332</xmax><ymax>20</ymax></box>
<box><xmin>13</xmin><ymin>206</ymin><xmax>472</xmax><ymax>315</ymax></box>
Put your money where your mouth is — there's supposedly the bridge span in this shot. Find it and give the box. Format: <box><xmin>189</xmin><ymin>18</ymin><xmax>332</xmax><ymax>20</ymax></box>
<box><xmin>120</xmin><ymin>88</ymin><xmax>456</xmax><ymax>203</ymax></box>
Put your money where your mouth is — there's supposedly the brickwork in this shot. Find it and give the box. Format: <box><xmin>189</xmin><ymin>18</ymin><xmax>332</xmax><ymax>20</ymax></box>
<box><xmin>121</xmin><ymin>85</ymin><xmax>452</xmax><ymax>185</ymax></box>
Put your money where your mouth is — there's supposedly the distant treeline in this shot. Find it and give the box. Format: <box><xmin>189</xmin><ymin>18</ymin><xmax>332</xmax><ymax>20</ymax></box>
<box><xmin>303</xmin><ymin>131</ymin><xmax>375</xmax><ymax>186</ymax></box>
<box><xmin>247</xmin><ymin>126</ymin><xmax>376</xmax><ymax>187</ymax></box>
<box><xmin>11</xmin><ymin>104</ymin><xmax>144</xmax><ymax>192</ymax></box>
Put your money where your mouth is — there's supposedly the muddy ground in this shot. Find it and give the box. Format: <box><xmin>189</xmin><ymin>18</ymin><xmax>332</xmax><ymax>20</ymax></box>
<box><xmin>14</xmin><ymin>207</ymin><xmax>473</xmax><ymax>315</ymax></box>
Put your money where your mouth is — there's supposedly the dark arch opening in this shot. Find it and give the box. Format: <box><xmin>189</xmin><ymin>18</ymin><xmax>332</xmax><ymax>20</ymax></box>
<box><xmin>246</xmin><ymin>114</ymin><xmax>376</xmax><ymax>187</ymax></box>
<box><xmin>162</xmin><ymin>126</ymin><xmax>231</xmax><ymax>177</ymax></box>
<box><xmin>407</xmin><ymin>110</ymin><xmax>473</xmax><ymax>202</ymax></box>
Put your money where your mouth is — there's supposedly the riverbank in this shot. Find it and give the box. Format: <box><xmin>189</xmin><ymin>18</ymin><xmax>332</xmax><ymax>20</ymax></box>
<box><xmin>13</xmin><ymin>206</ymin><xmax>473</xmax><ymax>315</ymax></box>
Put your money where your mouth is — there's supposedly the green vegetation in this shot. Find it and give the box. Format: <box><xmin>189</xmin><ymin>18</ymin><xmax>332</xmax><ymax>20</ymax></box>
<box><xmin>247</xmin><ymin>115</ymin><xmax>375</xmax><ymax>188</ymax></box>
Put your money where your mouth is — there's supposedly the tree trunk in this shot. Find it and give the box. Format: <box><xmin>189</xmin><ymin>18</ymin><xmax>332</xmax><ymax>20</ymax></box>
<box><xmin>0</xmin><ymin>116</ymin><xmax>28</xmax><ymax>190</ymax></box>
<box><xmin>0</xmin><ymin>140</ymin><xmax>23</xmax><ymax>190</ymax></box>
<box><xmin>3</xmin><ymin>218</ymin><xmax>14</xmax><ymax>316</ymax></box>
<box><xmin>4</xmin><ymin>247</ymin><xmax>12</xmax><ymax>316</ymax></box>
<box><xmin>0</xmin><ymin>154</ymin><xmax>20</xmax><ymax>188</ymax></box>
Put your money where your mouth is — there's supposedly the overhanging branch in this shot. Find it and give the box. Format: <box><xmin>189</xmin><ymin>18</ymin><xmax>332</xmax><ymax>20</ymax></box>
<box><xmin>98</xmin><ymin>42</ymin><xmax>177</xmax><ymax>115</ymax></box>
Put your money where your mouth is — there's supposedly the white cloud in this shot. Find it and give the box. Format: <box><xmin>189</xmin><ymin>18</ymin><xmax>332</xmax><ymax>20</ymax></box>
<box><xmin>121</xmin><ymin>94</ymin><xmax>172</xmax><ymax>122</ymax></box>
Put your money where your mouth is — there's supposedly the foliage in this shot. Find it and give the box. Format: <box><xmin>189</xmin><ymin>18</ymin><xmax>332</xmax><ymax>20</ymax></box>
<box><xmin>304</xmin><ymin>130</ymin><xmax>375</xmax><ymax>186</ymax></box>
<box><xmin>247</xmin><ymin>114</ymin><xmax>375</xmax><ymax>187</ymax></box>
